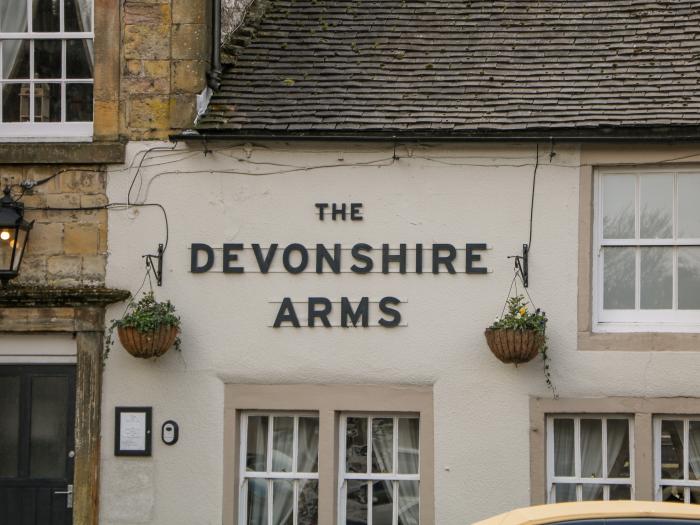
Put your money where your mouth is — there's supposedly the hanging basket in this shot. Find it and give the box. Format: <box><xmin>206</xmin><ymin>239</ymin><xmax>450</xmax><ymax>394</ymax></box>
<box><xmin>117</xmin><ymin>325</ymin><xmax>179</xmax><ymax>359</ymax></box>
<box><xmin>484</xmin><ymin>328</ymin><xmax>543</xmax><ymax>365</ymax></box>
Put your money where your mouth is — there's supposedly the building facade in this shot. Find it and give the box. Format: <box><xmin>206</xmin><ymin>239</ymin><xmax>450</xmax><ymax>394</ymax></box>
<box><xmin>3</xmin><ymin>1</ymin><xmax>700</xmax><ymax>525</ymax></box>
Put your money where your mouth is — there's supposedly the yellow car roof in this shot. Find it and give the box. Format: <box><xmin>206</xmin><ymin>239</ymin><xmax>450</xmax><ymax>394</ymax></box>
<box><xmin>473</xmin><ymin>501</ymin><xmax>700</xmax><ymax>525</ymax></box>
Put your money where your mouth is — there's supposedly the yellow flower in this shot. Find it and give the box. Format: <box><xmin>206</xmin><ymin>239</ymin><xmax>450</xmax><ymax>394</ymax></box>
<box><xmin>519</xmin><ymin>307</ymin><xmax>527</xmax><ymax>316</ymax></box>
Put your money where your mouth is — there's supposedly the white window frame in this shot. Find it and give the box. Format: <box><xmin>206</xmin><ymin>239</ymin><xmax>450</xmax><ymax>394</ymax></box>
<box><xmin>653</xmin><ymin>416</ymin><xmax>700</xmax><ymax>503</ymax></box>
<box><xmin>593</xmin><ymin>168</ymin><xmax>700</xmax><ymax>333</ymax></box>
<box><xmin>546</xmin><ymin>415</ymin><xmax>635</xmax><ymax>503</ymax></box>
<box><xmin>238</xmin><ymin>412</ymin><xmax>319</xmax><ymax>525</ymax></box>
<box><xmin>0</xmin><ymin>0</ymin><xmax>94</xmax><ymax>141</ymax></box>
<box><xmin>338</xmin><ymin>413</ymin><xmax>420</xmax><ymax>525</ymax></box>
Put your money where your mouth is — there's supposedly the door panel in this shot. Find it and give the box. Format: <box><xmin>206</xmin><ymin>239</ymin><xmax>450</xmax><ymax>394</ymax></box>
<box><xmin>0</xmin><ymin>366</ymin><xmax>75</xmax><ymax>525</ymax></box>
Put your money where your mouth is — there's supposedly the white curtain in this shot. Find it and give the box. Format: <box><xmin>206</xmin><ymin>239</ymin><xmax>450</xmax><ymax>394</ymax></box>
<box><xmin>1</xmin><ymin>0</ymin><xmax>27</xmax><ymax>78</ymax></box>
<box><xmin>398</xmin><ymin>419</ymin><xmax>419</xmax><ymax>525</ymax></box>
<box><xmin>606</xmin><ymin>420</ymin><xmax>629</xmax><ymax>477</ymax></box>
<box><xmin>554</xmin><ymin>419</ymin><xmax>575</xmax><ymax>476</ymax></box>
<box><xmin>271</xmin><ymin>418</ymin><xmax>294</xmax><ymax>525</ymax></box>
<box><xmin>72</xmin><ymin>0</ymin><xmax>94</xmax><ymax>67</ymax></box>
<box><xmin>689</xmin><ymin>422</ymin><xmax>700</xmax><ymax>480</ymax></box>
<box><xmin>580</xmin><ymin>419</ymin><xmax>603</xmax><ymax>479</ymax></box>
<box><xmin>372</xmin><ymin>419</ymin><xmax>394</xmax><ymax>525</ymax></box>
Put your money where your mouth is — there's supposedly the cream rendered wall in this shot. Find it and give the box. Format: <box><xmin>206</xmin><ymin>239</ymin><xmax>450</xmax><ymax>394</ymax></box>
<box><xmin>103</xmin><ymin>141</ymin><xmax>700</xmax><ymax>525</ymax></box>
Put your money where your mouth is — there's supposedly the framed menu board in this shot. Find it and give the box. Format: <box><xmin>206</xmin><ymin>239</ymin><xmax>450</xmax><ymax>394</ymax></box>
<box><xmin>114</xmin><ymin>407</ymin><xmax>152</xmax><ymax>456</ymax></box>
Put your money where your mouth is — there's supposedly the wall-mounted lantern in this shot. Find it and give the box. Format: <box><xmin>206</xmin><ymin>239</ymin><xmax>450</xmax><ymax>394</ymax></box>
<box><xmin>0</xmin><ymin>187</ymin><xmax>34</xmax><ymax>286</ymax></box>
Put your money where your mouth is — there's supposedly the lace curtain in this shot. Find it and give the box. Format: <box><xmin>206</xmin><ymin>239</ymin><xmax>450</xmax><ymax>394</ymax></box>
<box><xmin>1</xmin><ymin>0</ymin><xmax>27</xmax><ymax>78</ymax></box>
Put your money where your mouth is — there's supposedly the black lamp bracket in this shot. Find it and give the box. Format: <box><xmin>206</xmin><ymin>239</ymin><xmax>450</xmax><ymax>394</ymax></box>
<box><xmin>508</xmin><ymin>243</ymin><xmax>529</xmax><ymax>288</ymax></box>
<box><xmin>143</xmin><ymin>244</ymin><xmax>164</xmax><ymax>287</ymax></box>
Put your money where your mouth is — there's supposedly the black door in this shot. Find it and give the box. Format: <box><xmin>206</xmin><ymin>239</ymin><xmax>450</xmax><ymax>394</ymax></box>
<box><xmin>0</xmin><ymin>365</ymin><xmax>76</xmax><ymax>525</ymax></box>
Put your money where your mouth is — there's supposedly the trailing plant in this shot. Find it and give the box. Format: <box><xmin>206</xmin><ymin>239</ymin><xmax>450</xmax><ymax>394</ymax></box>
<box><xmin>488</xmin><ymin>295</ymin><xmax>555</xmax><ymax>395</ymax></box>
<box><xmin>105</xmin><ymin>291</ymin><xmax>181</xmax><ymax>362</ymax></box>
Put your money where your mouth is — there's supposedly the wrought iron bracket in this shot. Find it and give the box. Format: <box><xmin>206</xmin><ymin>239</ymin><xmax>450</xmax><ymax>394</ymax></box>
<box><xmin>144</xmin><ymin>244</ymin><xmax>164</xmax><ymax>286</ymax></box>
<box><xmin>508</xmin><ymin>243</ymin><xmax>529</xmax><ymax>288</ymax></box>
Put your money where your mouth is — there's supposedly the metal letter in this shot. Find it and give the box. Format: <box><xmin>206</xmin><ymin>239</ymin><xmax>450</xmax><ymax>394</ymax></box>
<box><xmin>382</xmin><ymin>244</ymin><xmax>407</xmax><ymax>274</ymax></box>
<box><xmin>350</xmin><ymin>243</ymin><xmax>374</xmax><ymax>273</ymax></box>
<box><xmin>222</xmin><ymin>243</ymin><xmax>244</xmax><ymax>273</ymax></box>
<box><xmin>190</xmin><ymin>243</ymin><xmax>214</xmax><ymax>273</ymax></box>
<box><xmin>308</xmin><ymin>297</ymin><xmax>332</xmax><ymax>327</ymax></box>
<box><xmin>282</xmin><ymin>244</ymin><xmax>309</xmax><ymax>274</ymax></box>
<box><xmin>466</xmin><ymin>243</ymin><xmax>488</xmax><ymax>274</ymax></box>
<box><xmin>341</xmin><ymin>297</ymin><xmax>369</xmax><ymax>327</ymax></box>
<box><xmin>316</xmin><ymin>244</ymin><xmax>341</xmax><ymax>274</ymax></box>
<box><xmin>378</xmin><ymin>297</ymin><xmax>402</xmax><ymax>327</ymax></box>
<box><xmin>273</xmin><ymin>298</ymin><xmax>301</xmax><ymax>327</ymax></box>
<box><xmin>252</xmin><ymin>243</ymin><xmax>278</xmax><ymax>273</ymax></box>
<box><xmin>432</xmin><ymin>244</ymin><xmax>457</xmax><ymax>274</ymax></box>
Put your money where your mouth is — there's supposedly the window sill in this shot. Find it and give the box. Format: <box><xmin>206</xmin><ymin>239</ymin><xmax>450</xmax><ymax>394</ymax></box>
<box><xmin>0</xmin><ymin>141</ymin><xmax>125</xmax><ymax>164</ymax></box>
<box><xmin>578</xmin><ymin>330</ymin><xmax>700</xmax><ymax>352</ymax></box>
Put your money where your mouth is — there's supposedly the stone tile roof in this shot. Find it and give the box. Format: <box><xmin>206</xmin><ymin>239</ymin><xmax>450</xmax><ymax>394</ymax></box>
<box><xmin>196</xmin><ymin>0</ymin><xmax>700</xmax><ymax>138</ymax></box>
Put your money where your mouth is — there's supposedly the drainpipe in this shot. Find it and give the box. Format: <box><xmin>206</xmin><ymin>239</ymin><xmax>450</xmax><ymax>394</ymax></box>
<box><xmin>207</xmin><ymin>0</ymin><xmax>222</xmax><ymax>90</ymax></box>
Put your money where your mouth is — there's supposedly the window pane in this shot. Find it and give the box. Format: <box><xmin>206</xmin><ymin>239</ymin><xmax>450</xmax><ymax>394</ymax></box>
<box><xmin>661</xmin><ymin>420</ymin><xmax>684</xmax><ymax>480</ymax></box>
<box><xmin>607</xmin><ymin>419</ymin><xmax>630</xmax><ymax>478</ymax></box>
<box><xmin>581</xmin><ymin>484</ymin><xmax>603</xmax><ymax>501</ymax></box>
<box><xmin>398</xmin><ymin>481</ymin><xmax>419</xmax><ymax>525</ymax></box>
<box><xmin>691</xmin><ymin>487</ymin><xmax>700</xmax><ymax>504</ymax></box>
<box><xmin>246</xmin><ymin>416</ymin><xmax>268</xmax><ymax>472</ymax></box>
<box><xmin>34</xmin><ymin>82</ymin><xmax>61</xmax><ymax>122</ymax></box>
<box><xmin>1</xmin><ymin>82</ymin><xmax>30</xmax><ymax>122</ymax></box>
<box><xmin>640</xmin><ymin>247</ymin><xmax>672</xmax><ymax>309</ymax></box>
<box><xmin>272</xmin><ymin>480</ymin><xmax>293</xmax><ymax>525</ymax></box>
<box><xmin>298</xmin><ymin>480</ymin><xmax>318</xmax><ymax>525</ymax></box>
<box><xmin>66</xmin><ymin>83</ymin><xmax>92</xmax><ymax>122</ymax></box>
<box><xmin>66</xmin><ymin>40</ymin><xmax>93</xmax><ymax>79</ymax></box>
<box><xmin>661</xmin><ymin>485</ymin><xmax>686</xmax><ymax>503</ymax></box>
<box><xmin>1</xmin><ymin>4</ymin><xmax>28</xmax><ymax>32</ymax></box>
<box><xmin>372</xmin><ymin>481</ymin><xmax>393</xmax><ymax>525</ymax></box>
<box><xmin>678</xmin><ymin>247</ymin><xmax>700</xmax><ymax>310</ymax></box>
<box><xmin>346</xmin><ymin>417</ymin><xmax>368</xmax><ymax>473</ymax></box>
<box><xmin>297</xmin><ymin>417</ymin><xmax>319</xmax><ymax>473</ymax></box>
<box><xmin>0</xmin><ymin>375</ymin><xmax>20</xmax><ymax>478</ymax></box>
<box><xmin>30</xmin><ymin>376</ymin><xmax>68</xmax><ymax>478</ymax></box>
<box><xmin>678</xmin><ymin>175</ymin><xmax>700</xmax><ymax>238</ymax></box>
<box><xmin>640</xmin><ymin>175</ymin><xmax>673</xmax><ymax>238</ymax></box>
<box><xmin>33</xmin><ymin>0</ymin><xmax>60</xmax><ymax>32</ymax></box>
<box><xmin>603</xmin><ymin>247</ymin><xmax>636</xmax><ymax>309</ymax></box>
<box><xmin>603</xmin><ymin>175</ymin><xmax>635</xmax><ymax>239</ymax></box>
<box><xmin>372</xmin><ymin>418</ymin><xmax>393</xmax><ymax>474</ymax></box>
<box><xmin>553</xmin><ymin>419</ymin><xmax>575</xmax><ymax>477</ymax></box>
<box><xmin>554</xmin><ymin>483</ymin><xmax>577</xmax><ymax>503</ymax></box>
<box><xmin>65</xmin><ymin>0</ymin><xmax>93</xmax><ymax>32</ymax></box>
<box><xmin>246</xmin><ymin>478</ymin><xmax>268</xmax><ymax>525</ymax></box>
<box><xmin>580</xmin><ymin>419</ymin><xmax>603</xmax><ymax>478</ymax></box>
<box><xmin>689</xmin><ymin>421</ymin><xmax>700</xmax><ymax>480</ymax></box>
<box><xmin>34</xmin><ymin>40</ymin><xmax>61</xmax><ymax>79</ymax></box>
<box><xmin>398</xmin><ymin>418</ymin><xmax>419</xmax><ymax>474</ymax></box>
<box><xmin>2</xmin><ymin>40</ymin><xmax>29</xmax><ymax>79</ymax></box>
<box><xmin>609</xmin><ymin>484</ymin><xmax>631</xmax><ymax>500</ymax></box>
<box><xmin>346</xmin><ymin>480</ymin><xmax>368</xmax><ymax>525</ymax></box>
<box><xmin>271</xmin><ymin>416</ymin><xmax>293</xmax><ymax>473</ymax></box>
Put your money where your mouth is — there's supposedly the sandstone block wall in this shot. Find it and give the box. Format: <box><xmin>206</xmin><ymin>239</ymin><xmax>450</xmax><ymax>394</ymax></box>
<box><xmin>121</xmin><ymin>0</ymin><xmax>210</xmax><ymax>139</ymax></box>
<box><xmin>0</xmin><ymin>168</ymin><xmax>108</xmax><ymax>287</ymax></box>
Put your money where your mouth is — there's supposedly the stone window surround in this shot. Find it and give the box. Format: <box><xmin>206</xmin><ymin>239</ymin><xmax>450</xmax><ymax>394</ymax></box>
<box><xmin>578</xmin><ymin>144</ymin><xmax>700</xmax><ymax>352</ymax></box>
<box><xmin>223</xmin><ymin>384</ymin><xmax>435</xmax><ymax>525</ymax></box>
<box><xmin>530</xmin><ymin>396</ymin><xmax>700</xmax><ymax>505</ymax></box>
<box><xmin>0</xmin><ymin>0</ymin><xmax>123</xmax><ymax>164</ymax></box>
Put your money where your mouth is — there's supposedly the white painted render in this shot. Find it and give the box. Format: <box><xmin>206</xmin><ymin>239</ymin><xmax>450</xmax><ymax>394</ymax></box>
<box><xmin>103</xmin><ymin>141</ymin><xmax>700</xmax><ymax>525</ymax></box>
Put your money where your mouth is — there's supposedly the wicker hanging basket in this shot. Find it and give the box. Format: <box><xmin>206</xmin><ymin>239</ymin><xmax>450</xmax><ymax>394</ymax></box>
<box><xmin>117</xmin><ymin>325</ymin><xmax>179</xmax><ymax>359</ymax></box>
<box><xmin>484</xmin><ymin>328</ymin><xmax>544</xmax><ymax>365</ymax></box>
